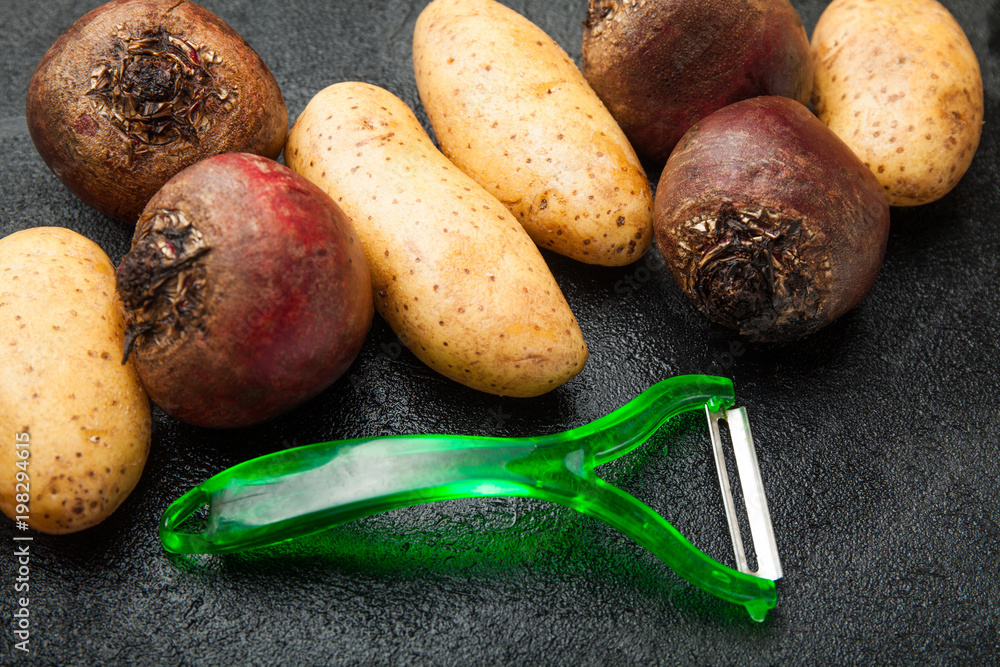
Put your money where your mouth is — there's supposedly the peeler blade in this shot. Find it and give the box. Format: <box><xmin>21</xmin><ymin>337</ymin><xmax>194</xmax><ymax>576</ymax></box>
<box><xmin>705</xmin><ymin>406</ymin><xmax>783</xmax><ymax>581</ymax></box>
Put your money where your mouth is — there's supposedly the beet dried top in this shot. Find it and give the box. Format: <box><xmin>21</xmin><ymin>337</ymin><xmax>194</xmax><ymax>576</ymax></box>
<box><xmin>654</xmin><ymin>97</ymin><xmax>890</xmax><ymax>342</ymax></box>
<box><xmin>26</xmin><ymin>0</ymin><xmax>287</xmax><ymax>223</ymax></box>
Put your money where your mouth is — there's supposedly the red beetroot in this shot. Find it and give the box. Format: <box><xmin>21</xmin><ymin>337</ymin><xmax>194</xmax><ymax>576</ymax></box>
<box><xmin>582</xmin><ymin>0</ymin><xmax>813</xmax><ymax>165</ymax></box>
<box><xmin>26</xmin><ymin>0</ymin><xmax>288</xmax><ymax>223</ymax></box>
<box><xmin>116</xmin><ymin>153</ymin><xmax>373</xmax><ymax>428</ymax></box>
<box><xmin>654</xmin><ymin>97</ymin><xmax>890</xmax><ymax>343</ymax></box>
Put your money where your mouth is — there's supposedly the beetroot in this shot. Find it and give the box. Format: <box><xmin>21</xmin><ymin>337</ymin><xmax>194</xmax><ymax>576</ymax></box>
<box><xmin>654</xmin><ymin>97</ymin><xmax>890</xmax><ymax>343</ymax></box>
<box><xmin>116</xmin><ymin>153</ymin><xmax>372</xmax><ymax>428</ymax></box>
<box><xmin>582</xmin><ymin>0</ymin><xmax>813</xmax><ymax>165</ymax></box>
<box><xmin>26</xmin><ymin>0</ymin><xmax>287</xmax><ymax>223</ymax></box>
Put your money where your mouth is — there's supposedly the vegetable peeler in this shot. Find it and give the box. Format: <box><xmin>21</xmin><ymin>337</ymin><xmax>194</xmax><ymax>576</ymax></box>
<box><xmin>161</xmin><ymin>375</ymin><xmax>783</xmax><ymax>621</ymax></box>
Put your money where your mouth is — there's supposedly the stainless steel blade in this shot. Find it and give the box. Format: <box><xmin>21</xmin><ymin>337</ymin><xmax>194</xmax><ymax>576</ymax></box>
<box><xmin>705</xmin><ymin>405</ymin><xmax>783</xmax><ymax>581</ymax></box>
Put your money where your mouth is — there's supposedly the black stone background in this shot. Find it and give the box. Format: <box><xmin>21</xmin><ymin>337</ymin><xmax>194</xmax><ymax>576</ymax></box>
<box><xmin>2</xmin><ymin>0</ymin><xmax>998</xmax><ymax>664</ymax></box>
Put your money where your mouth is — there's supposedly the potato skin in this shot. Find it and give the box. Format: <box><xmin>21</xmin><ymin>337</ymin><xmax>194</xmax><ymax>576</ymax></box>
<box><xmin>0</xmin><ymin>227</ymin><xmax>152</xmax><ymax>534</ymax></box>
<box><xmin>26</xmin><ymin>0</ymin><xmax>288</xmax><ymax>223</ymax></box>
<box><xmin>413</xmin><ymin>0</ymin><xmax>652</xmax><ymax>267</ymax></box>
<box><xmin>286</xmin><ymin>82</ymin><xmax>588</xmax><ymax>397</ymax></box>
<box><xmin>582</xmin><ymin>0</ymin><xmax>813</xmax><ymax>166</ymax></box>
<box><xmin>811</xmin><ymin>0</ymin><xmax>984</xmax><ymax>206</ymax></box>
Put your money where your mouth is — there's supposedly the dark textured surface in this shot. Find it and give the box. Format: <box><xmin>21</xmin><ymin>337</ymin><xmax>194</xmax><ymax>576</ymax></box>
<box><xmin>2</xmin><ymin>1</ymin><xmax>998</xmax><ymax>664</ymax></box>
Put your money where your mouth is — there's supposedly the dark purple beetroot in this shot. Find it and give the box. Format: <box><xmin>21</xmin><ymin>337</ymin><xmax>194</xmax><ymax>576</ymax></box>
<box><xmin>116</xmin><ymin>153</ymin><xmax>373</xmax><ymax>428</ymax></box>
<box><xmin>582</xmin><ymin>0</ymin><xmax>813</xmax><ymax>165</ymax></box>
<box><xmin>26</xmin><ymin>0</ymin><xmax>287</xmax><ymax>223</ymax></box>
<box><xmin>654</xmin><ymin>97</ymin><xmax>890</xmax><ymax>343</ymax></box>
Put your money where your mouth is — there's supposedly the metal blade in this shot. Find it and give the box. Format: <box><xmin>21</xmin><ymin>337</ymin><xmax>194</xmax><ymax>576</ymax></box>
<box><xmin>705</xmin><ymin>406</ymin><xmax>783</xmax><ymax>581</ymax></box>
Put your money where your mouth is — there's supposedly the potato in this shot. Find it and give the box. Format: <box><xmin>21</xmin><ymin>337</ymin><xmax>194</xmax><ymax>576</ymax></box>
<box><xmin>811</xmin><ymin>0</ymin><xmax>984</xmax><ymax>206</ymax></box>
<box><xmin>286</xmin><ymin>82</ymin><xmax>587</xmax><ymax>397</ymax></box>
<box><xmin>0</xmin><ymin>227</ymin><xmax>151</xmax><ymax>533</ymax></box>
<box><xmin>413</xmin><ymin>0</ymin><xmax>653</xmax><ymax>266</ymax></box>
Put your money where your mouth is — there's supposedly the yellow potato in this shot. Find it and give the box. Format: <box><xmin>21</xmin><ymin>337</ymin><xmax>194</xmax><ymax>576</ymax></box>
<box><xmin>811</xmin><ymin>0</ymin><xmax>984</xmax><ymax>206</ymax></box>
<box><xmin>413</xmin><ymin>0</ymin><xmax>653</xmax><ymax>265</ymax></box>
<box><xmin>0</xmin><ymin>227</ymin><xmax>151</xmax><ymax>534</ymax></box>
<box><xmin>286</xmin><ymin>82</ymin><xmax>587</xmax><ymax>397</ymax></box>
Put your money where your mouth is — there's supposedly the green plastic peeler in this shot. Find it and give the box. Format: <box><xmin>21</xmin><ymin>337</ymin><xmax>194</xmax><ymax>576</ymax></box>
<box><xmin>161</xmin><ymin>374</ymin><xmax>783</xmax><ymax>621</ymax></box>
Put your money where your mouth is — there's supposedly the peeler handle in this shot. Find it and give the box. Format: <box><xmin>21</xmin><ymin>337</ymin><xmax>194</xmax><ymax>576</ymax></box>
<box><xmin>161</xmin><ymin>375</ymin><xmax>736</xmax><ymax>555</ymax></box>
<box><xmin>160</xmin><ymin>432</ymin><xmax>776</xmax><ymax>620</ymax></box>
<box><xmin>556</xmin><ymin>375</ymin><xmax>735</xmax><ymax>465</ymax></box>
<box><xmin>160</xmin><ymin>435</ymin><xmax>543</xmax><ymax>554</ymax></box>
<box><xmin>160</xmin><ymin>375</ymin><xmax>778</xmax><ymax>621</ymax></box>
<box><xmin>576</xmin><ymin>477</ymin><xmax>776</xmax><ymax>622</ymax></box>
